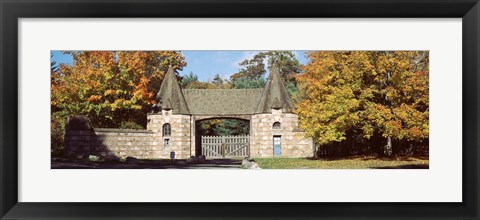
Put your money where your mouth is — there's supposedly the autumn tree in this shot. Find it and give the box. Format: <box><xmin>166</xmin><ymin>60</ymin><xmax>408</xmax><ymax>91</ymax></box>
<box><xmin>51</xmin><ymin>51</ymin><xmax>187</xmax><ymax>130</ymax></box>
<box><xmin>296</xmin><ymin>51</ymin><xmax>429</xmax><ymax>156</ymax></box>
<box><xmin>50</xmin><ymin>53</ymin><xmax>64</xmax><ymax>155</ymax></box>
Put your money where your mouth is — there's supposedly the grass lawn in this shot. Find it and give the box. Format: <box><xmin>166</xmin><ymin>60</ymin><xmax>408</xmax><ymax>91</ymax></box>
<box><xmin>253</xmin><ymin>157</ymin><xmax>429</xmax><ymax>169</ymax></box>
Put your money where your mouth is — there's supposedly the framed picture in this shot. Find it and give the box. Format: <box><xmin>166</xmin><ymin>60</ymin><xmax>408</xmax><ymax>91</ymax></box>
<box><xmin>1</xmin><ymin>0</ymin><xmax>478</xmax><ymax>219</ymax></box>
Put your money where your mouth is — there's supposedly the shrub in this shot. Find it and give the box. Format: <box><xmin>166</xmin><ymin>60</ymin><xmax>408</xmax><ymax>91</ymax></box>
<box><xmin>51</xmin><ymin>115</ymin><xmax>66</xmax><ymax>157</ymax></box>
<box><xmin>120</xmin><ymin>121</ymin><xmax>145</xmax><ymax>129</ymax></box>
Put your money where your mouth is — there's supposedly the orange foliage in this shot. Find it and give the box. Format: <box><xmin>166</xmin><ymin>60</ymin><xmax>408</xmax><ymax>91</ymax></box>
<box><xmin>296</xmin><ymin>51</ymin><xmax>429</xmax><ymax>146</ymax></box>
<box><xmin>51</xmin><ymin>51</ymin><xmax>186</xmax><ymax>128</ymax></box>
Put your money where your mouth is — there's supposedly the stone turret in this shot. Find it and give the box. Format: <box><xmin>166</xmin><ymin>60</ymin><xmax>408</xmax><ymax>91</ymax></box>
<box><xmin>155</xmin><ymin>66</ymin><xmax>190</xmax><ymax>115</ymax></box>
<box><xmin>255</xmin><ymin>65</ymin><xmax>295</xmax><ymax>113</ymax></box>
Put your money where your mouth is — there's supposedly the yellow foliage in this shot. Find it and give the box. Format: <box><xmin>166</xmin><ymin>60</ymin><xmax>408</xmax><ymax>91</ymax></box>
<box><xmin>296</xmin><ymin>51</ymin><xmax>429</xmax><ymax>146</ymax></box>
<box><xmin>51</xmin><ymin>51</ymin><xmax>187</xmax><ymax>128</ymax></box>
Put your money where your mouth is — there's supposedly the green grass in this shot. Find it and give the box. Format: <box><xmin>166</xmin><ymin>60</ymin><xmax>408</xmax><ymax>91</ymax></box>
<box><xmin>253</xmin><ymin>157</ymin><xmax>429</xmax><ymax>169</ymax></box>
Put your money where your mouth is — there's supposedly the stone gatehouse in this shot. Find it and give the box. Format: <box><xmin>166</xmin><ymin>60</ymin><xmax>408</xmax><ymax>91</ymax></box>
<box><xmin>65</xmin><ymin>66</ymin><xmax>313</xmax><ymax>159</ymax></box>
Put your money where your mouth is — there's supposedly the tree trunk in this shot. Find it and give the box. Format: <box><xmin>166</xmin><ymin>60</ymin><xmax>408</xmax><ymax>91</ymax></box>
<box><xmin>384</xmin><ymin>137</ymin><xmax>393</xmax><ymax>156</ymax></box>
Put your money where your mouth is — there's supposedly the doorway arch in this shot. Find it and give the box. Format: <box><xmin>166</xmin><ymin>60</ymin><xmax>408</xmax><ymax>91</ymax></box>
<box><xmin>194</xmin><ymin>116</ymin><xmax>251</xmax><ymax>157</ymax></box>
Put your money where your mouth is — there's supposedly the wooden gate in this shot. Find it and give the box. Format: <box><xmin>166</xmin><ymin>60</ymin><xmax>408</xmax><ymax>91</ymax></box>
<box><xmin>201</xmin><ymin>135</ymin><xmax>249</xmax><ymax>158</ymax></box>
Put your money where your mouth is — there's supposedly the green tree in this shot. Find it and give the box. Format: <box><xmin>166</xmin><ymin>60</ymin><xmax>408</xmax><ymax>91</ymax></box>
<box><xmin>214</xmin><ymin>119</ymin><xmax>249</xmax><ymax>136</ymax></box>
<box><xmin>180</xmin><ymin>72</ymin><xmax>199</xmax><ymax>88</ymax></box>
<box><xmin>212</xmin><ymin>73</ymin><xmax>224</xmax><ymax>85</ymax></box>
<box><xmin>198</xmin><ymin>119</ymin><xmax>249</xmax><ymax>136</ymax></box>
<box><xmin>230</xmin><ymin>51</ymin><xmax>302</xmax><ymax>98</ymax></box>
<box><xmin>232</xmin><ymin>77</ymin><xmax>266</xmax><ymax>89</ymax></box>
<box><xmin>231</xmin><ymin>51</ymin><xmax>301</xmax><ymax>81</ymax></box>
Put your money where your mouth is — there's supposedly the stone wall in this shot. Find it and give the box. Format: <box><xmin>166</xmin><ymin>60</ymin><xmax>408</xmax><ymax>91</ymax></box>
<box><xmin>250</xmin><ymin>110</ymin><xmax>314</xmax><ymax>158</ymax></box>
<box><xmin>64</xmin><ymin>128</ymin><xmax>156</xmax><ymax>159</ymax></box>
<box><xmin>146</xmin><ymin>110</ymin><xmax>193</xmax><ymax>159</ymax></box>
<box><xmin>65</xmin><ymin>112</ymin><xmax>193</xmax><ymax>160</ymax></box>
<box><xmin>64</xmin><ymin>110</ymin><xmax>313</xmax><ymax>160</ymax></box>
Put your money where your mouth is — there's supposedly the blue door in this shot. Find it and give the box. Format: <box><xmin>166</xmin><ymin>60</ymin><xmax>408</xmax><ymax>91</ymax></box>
<box><xmin>273</xmin><ymin>136</ymin><xmax>281</xmax><ymax>156</ymax></box>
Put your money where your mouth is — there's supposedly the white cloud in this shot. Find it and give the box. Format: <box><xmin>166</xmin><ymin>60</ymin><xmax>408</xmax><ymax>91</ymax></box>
<box><xmin>231</xmin><ymin>50</ymin><xmax>263</xmax><ymax>69</ymax></box>
<box><xmin>213</xmin><ymin>51</ymin><xmax>231</xmax><ymax>63</ymax></box>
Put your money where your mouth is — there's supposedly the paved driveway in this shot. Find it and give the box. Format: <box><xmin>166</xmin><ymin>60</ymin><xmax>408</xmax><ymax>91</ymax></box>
<box><xmin>51</xmin><ymin>158</ymin><xmax>242</xmax><ymax>169</ymax></box>
<box><xmin>185</xmin><ymin>159</ymin><xmax>242</xmax><ymax>169</ymax></box>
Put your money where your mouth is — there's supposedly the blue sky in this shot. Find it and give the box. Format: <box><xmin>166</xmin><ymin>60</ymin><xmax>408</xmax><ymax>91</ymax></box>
<box><xmin>51</xmin><ymin>51</ymin><xmax>308</xmax><ymax>82</ymax></box>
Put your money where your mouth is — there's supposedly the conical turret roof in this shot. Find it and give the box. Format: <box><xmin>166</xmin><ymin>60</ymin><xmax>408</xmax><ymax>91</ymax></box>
<box><xmin>156</xmin><ymin>67</ymin><xmax>190</xmax><ymax>114</ymax></box>
<box><xmin>255</xmin><ymin>65</ymin><xmax>294</xmax><ymax>113</ymax></box>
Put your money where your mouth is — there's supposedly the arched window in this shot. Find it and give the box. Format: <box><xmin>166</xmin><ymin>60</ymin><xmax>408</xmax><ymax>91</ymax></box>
<box><xmin>163</xmin><ymin>123</ymin><xmax>171</xmax><ymax>136</ymax></box>
<box><xmin>273</xmin><ymin>122</ymin><xmax>281</xmax><ymax>129</ymax></box>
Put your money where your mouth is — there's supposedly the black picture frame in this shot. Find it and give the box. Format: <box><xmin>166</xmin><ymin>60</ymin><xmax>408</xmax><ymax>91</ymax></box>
<box><xmin>1</xmin><ymin>0</ymin><xmax>478</xmax><ymax>219</ymax></box>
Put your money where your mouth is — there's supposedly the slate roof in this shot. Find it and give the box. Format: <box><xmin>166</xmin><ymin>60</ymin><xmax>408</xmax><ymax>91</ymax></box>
<box><xmin>155</xmin><ymin>65</ymin><xmax>294</xmax><ymax>115</ymax></box>
<box><xmin>182</xmin><ymin>89</ymin><xmax>263</xmax><ymax>115</ymax></box>
<box><xmin>255</xmin><ymin>65</ymin><xmax>295</xmax><ymax>113</ymax></box>
<box><xmin>156</xmin><ymin>67</ymin><xmax>190</xmax><ymax>114</ymax></box>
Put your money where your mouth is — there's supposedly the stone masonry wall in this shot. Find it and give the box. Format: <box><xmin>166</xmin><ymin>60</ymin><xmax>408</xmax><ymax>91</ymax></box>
<box><xmin>64</xmin><ymin>128</ymin><xmax>156</xmax><ymax>159</ymax></box>
<box><xmin>65</xmin><ymin>111</ymin><xmax>193</xmax><ymax>160</ymax></box>
<box><xmin>250</xmin><ymin>110</ymin><xmax>313</xmax><ymax>158</ymax></box>
<box><xmin>146</xmin><ymin>110</ymin><xmax>193</xmax><ymax>159</ymax></box>
<box><xmin>65</xmin><ymin>110</ymin><xmax>312</xmax><ymax>159</ymax></box>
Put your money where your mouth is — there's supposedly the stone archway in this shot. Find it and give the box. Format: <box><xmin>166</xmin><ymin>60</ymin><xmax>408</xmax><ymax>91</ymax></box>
<box><xmin>66</xmin><ymin>65</ymin><xmax>314</xmax><ymax>161</ymax></box>
<box><xmin>193</xmin><ymin>116</ymin><xmax>251</xmax><ymax>157</ymax></box>
<box><xmin>144</xmin><ymin>65</ymin><xmax>313</xmax><ymax>159</ymax></box>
